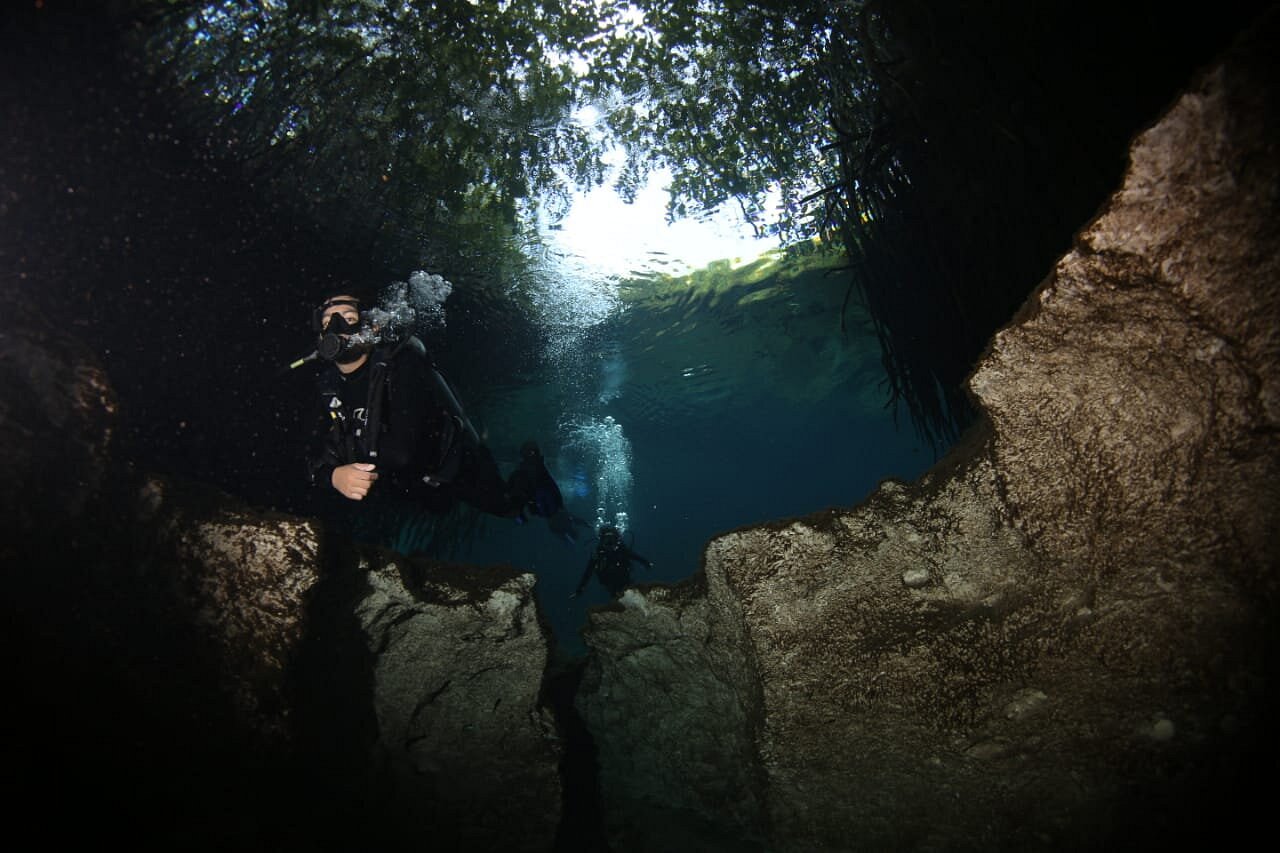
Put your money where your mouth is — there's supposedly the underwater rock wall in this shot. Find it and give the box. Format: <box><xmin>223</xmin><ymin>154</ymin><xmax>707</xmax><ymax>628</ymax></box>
<box><xmin>578</xmin><ymin>11</ymin><xmax>1279</xmax><ymax>852</ymax></box>
<box><xmin>7</xmin><ymin>8</ymin><xmax>1276</xmax><ymax>850</ymax></box>
<box><xmin>970</xmin><ymin>38</ymin><xmax>1280</xmax><ymax>587</ymax></box>
<box><xmin>3</xmin><ymin>322</ymin><xmax>561</xmax><ymax>850</ymax></box>
<box><xmin>133</xmin><ymin>476</ymin><xmax>325</xmax><ymax>742</ymax></box>
<box><xmin>0</xmin><ymin>295</ymin><xmax>117</xmax><ymax>552</ymax></box>
<box><xmin>576</xmin><ymin>578</ymin><xmax>771</xmax><ymax>850</ymax></box>
<box><xmin>352</xmin><ymin>556</ymin><xmax>562</xmax><ymax>849</ymax></box>
<box><xmin>128</xmin><ymin>483</ymin><xmax>563</xmax><ymax>849</ymax></box>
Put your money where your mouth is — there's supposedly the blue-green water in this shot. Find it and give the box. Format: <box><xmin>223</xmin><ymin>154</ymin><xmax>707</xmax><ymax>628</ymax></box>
<box><xmin>432</xmin><ymin>256</ymin><xmax>938</xmax><ymax>656</ymax></box>
<box><xmin>0</xmin><ymin>2</ymin><xmax>940</xmax><ymax>665</ymax></box>
<box><xmin>470</xmin><ymin>392</ymin><xmax>931</xmax><ymax>657</ymax></box>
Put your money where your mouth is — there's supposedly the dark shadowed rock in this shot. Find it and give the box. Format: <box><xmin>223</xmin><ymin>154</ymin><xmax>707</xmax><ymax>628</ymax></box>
<box><xmin>129</xmin><ymin>481</ymin><xmax>563</xmax><ymax>849</ymax></box>
<box><xmin>132</xmin><ymin>474</ymin><xmax>325</xmax><ymax>742</ymax></box>
<box><xmin>576</xmin><ymin>579</ymin><xmax>770</xmax><ymax>851</ymax></box>
<box><xmin>4</xmin><ymin>329</ymin><xmax>562</xmax><ymax>848</ymax></box>
<box><xmin>577</xmin><ymin>11</ymin><xmax>1279</xmax><ymax>852</ymax></box>
<box><xmin>353</xmin><ymin>555</ymin><xmax>562</xmax><ymax>849</ymax></box>
<box><xmin>0</xmin><ymin>296</ymin><xmax>117</xmax><ymax>550</ymax></box>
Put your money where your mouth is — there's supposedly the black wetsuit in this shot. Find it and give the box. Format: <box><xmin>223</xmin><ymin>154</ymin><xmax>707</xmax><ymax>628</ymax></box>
<box><xmin>306</xmin><ymin>337</ymin><xmax>523</xmax><ymax>517</ymax></box>
<box><xmin>576</xmin><ymin>535</ymin><xmax>652</xmax><ymax>597</ymax></box>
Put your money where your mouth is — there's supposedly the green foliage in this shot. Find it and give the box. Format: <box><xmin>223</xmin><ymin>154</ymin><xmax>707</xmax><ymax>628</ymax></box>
<box><xmin>123</xmin><ymin>0</ymin><xmax>854</xmax><ymax>262</ymax></box>
<box><xmin>137</xmin><ymin>0</ymin><xmax>1184</xmax><ymax>448</ymax></box>
<box><xmin>812</xmin><ymin>0</ymin><xmax>1267</xmax><ymax>448</ymax></box>
<box><xmin>126</xmin><ymin>0</ymin><xmax>616</xmax><ymax>276</ymax></box>
<box><xmin>121</xmin><ymin>0</ymin><xmax>957</xmax><ymax>434</ymax></box>
<box><xmin>110</xmin><ymin>0</ymin><xmax>1267</xmax><ymax>455</ymax></box>
<box><xmin>574</xmin><ymin>0</ymin><xmax>857</xmax><ymax>242</ymax></box>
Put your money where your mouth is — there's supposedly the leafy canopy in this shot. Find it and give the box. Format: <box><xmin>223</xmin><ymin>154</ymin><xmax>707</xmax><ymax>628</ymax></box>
<box><xmin>128</xmin><ymin>0</ymin><xmax>856</xmax><ymax>264</ymax></box>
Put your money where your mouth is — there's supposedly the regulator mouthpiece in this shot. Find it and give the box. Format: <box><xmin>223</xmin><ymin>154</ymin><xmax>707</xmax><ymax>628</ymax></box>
<box><xmin>315</xmin><ymin>310</ymin><xmax>373</xmax><ymax>364</ymax></box>
<box><xmin>318</xmin><ymin>332</ymin><xmax>347</xmax><ymax>362</ymax></box>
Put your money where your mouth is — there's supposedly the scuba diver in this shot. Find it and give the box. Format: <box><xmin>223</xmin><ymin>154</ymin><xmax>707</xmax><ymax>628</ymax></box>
<box><xmin>572</xmin><ymin>525</ymin><xmax>653</xmax><ymax>599</ymax></box>
<box><xmin>299</xmin><ymin>291</ymin><xmax>559</xmax><ymax>525</ymax></box>
<box><xmin>510</xmin><ymin>441</ymin><xmax>592</xmax><ymax>545</ymax></box>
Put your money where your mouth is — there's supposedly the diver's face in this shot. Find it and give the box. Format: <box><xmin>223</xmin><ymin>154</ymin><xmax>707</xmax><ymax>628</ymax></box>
<box><xmin>317</xmin><ymin>295</ymin><xmax>370</xmax><ymax>370</ymax></box>
<box><xmin>320</xmin><ymin>299</ymin><xmax>361</xmax><ymax>333</ymax></box>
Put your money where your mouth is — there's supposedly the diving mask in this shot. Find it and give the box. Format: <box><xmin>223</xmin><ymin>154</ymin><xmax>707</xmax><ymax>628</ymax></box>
<box><xmin>316</xmin><ymin>309</ymin><xmax>370</xmax><ymax>364</ymax></box>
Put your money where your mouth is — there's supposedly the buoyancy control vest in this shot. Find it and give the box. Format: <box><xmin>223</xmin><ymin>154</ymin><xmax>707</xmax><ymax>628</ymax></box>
<box><xmin>317</xmin><ymin>336</ymin><xmax>480</xmax><ymax>488</ymax></box>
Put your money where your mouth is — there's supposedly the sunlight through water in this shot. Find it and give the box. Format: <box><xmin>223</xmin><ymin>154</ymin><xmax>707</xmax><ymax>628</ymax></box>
<box><xmin>524</xmin><ymin>171</ymin><xmax>779</xmax><ymax>539</ymax></box>
<box><xmin>544</xmin><ymin>166</ymin><xmax>779</xmax><ymax>280</ymax></box>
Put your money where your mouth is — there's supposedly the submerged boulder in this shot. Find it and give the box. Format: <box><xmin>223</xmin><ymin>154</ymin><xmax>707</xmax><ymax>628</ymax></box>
<box><xmin>127</xmin><ymin>481</ymin><xmax>563</xmax><ymax>849</ymax></box>
<box><xmin>8</xmin><ymin>8</ymin><xmax>1277</xmax><ymax>851</ymax></box>
<box><xmin>133</xmin><ymin>475</ymin><xmax>325</xmax><ymax>743</ymax></box>
<box><xmin>6</xmin><ymin>379</ymin><xmax>562</xmax><ymax>850</ymax></box>
<box><xmin>0</xmin><ymin>295</ymin><xmax>117</xmax><ymax>552</ymax></box>
<box><xmin>576</xmin><ymin>579</ymin><xmax>771</xmax><ymax>851</ymax></box>
<box><xmin>578</xmin><ymin>11</ymin><xmax>1279</xmax><ymax>852</ymax></box>
<box><xmin>352</xmin><ymin>555</ymin><xmax>562</xmax><ymax>849</ymax></box>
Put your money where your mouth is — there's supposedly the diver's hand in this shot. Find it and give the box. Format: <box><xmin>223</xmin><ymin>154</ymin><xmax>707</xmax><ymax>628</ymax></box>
<box><xmin>332</xmin><ymin>463</ymin><xmax>378</xmax><ymax>500</ymax></box>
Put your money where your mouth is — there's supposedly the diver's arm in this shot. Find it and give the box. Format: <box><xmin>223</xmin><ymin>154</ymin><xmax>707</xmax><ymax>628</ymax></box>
<box><xmin>308</xmin><ymin>429</ymin><xmax>378</xmax><ymax>500</ymax></box>
<box><xmin>331</xmin><ymin>463</ymin><xmax>378</xmax><ymax>500</ymax></box>
<box><xmin>307</xmin><ymin>457</ymin><xmax>337</xmax><ymax>490</ymax></box>
<box><xmin>630</xmin><ymin>551</ymin><xmax>653</xmax><ymax>569</ymax></box>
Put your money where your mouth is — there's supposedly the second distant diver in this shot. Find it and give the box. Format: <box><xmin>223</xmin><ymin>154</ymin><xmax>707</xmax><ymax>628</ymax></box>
<box><xmin>573</xmin><ymin>525</ymin><xmax>653</xmax><ymax>599</ymax></box>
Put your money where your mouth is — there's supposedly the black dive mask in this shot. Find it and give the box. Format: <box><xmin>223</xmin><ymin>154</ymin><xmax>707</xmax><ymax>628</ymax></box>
<box><xmin>317</xmin><ymin>312</ymin><xmax>368</xmax><ymax>364</ymax></box>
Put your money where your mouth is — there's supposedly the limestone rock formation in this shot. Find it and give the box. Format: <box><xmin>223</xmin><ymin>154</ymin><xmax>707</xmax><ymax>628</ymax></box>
<box><xmin>353</xmin><ymin>556</ymin><xmax>562</xmax><ymax>849</ymax></box>
<box><xmin>577</xmin><ymin>12</ymin><xmax>1279</xmax><ymax>852</ymax></box>
<box><xmin>4</xmin><ymin>309</ymin><xmax>562</xmax><ymax>848</ymax></box>
<box><xmin>577</xmin><ymin>580</ymin><xmax>770</xmax><ymax>850</ymax></box>
<box><xmin>133</xmin><ymin>475</ymin><xmax>325</xmax><ymax>741</ymax></box>
<box><xmin>127</xmin><ymin>481</ymin><xmax>563</xmax><ymax>849</ymax></box>
<box><xmin>8</xmin><ymin>9</ymin><xmax>1277</xmax><ymax>851</ymax></box>
<box><xmin>0</xmin><ymin>294</ymin><xmax>117</xmax><ymax>552</ymax></box>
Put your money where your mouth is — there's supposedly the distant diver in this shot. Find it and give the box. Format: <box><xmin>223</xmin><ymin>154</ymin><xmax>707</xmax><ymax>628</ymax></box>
<box><xmin>298</xmin><ymin>291</ymin><xmax>564</xmax><ymax>524</ymax></box>
<box><xmin>572</xmin><ymin>525</ymin><xmax>653</xmax><ymax>598</ymax></box>
<box><xmin>511</xmin><ymin>441</ymin><xmax>592</xmax><ymax>545</ymax></box>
